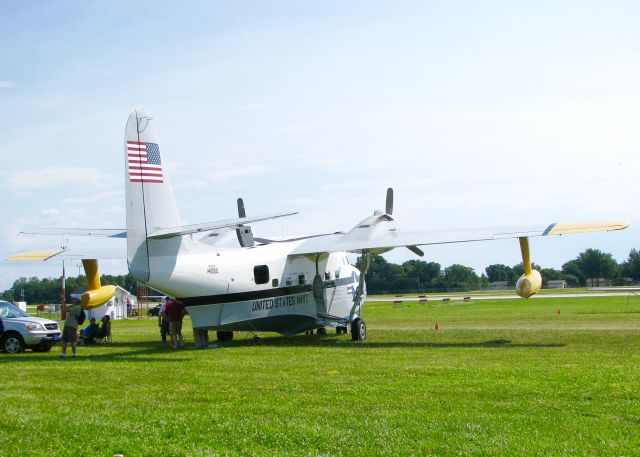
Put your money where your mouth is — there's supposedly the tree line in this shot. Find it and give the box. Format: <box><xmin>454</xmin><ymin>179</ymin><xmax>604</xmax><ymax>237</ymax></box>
<box><xmin>2</xmin><ymin>248</ymin><xmax>639</xmax><ymax>302</ymax></box>
<box><xmin>357</xmin><ymin>248</ymin><xmax>640</xmax><ymax>294</ymax></box>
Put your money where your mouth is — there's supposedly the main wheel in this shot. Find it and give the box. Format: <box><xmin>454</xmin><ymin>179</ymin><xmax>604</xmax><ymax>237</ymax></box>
<box><xmin>350</xmin><ymin>318</ymin><xmax>366</xmax><ymax>341</ymax></box>
<box><xmin>216</xmin><ymin>331</ymin><xmax>233</xmax><ymax>342</ymax></box>
<box><xmin>316</xmin><ymin>327</ymin><xmax>327</xmax><ymax>335</ymax></box>
<box><xmin>2</xmin><ymin>332</ymin><xmax>25</xmax><ymax>354</ymax></box>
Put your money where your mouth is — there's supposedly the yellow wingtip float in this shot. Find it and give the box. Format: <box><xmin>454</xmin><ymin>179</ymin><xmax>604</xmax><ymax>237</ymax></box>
<box><xmin>80</xmin><ymin>259</ymin><xmax>116</xmax><ymax>310</ymax></box>
<box><xmin>6</xmin><ymin>251</ymin><xmax>116</xmax><ymax>309</ymax></box>
<box><xmin>515</xmin><ymin>220</ymin><xmax>629</xmax><ymax>299</ymax></box>
<box><xmin>516</xmin><ymin>237</ymin><xmax>542</xmax><ymax>298</ymax></box>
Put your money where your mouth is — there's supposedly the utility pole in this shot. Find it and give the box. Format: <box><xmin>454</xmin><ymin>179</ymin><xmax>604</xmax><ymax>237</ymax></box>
<box><xmin>60</xmin><ymin>239</ymin><xmax>68</xmax><ymax>320</ymax></box>
<box><xmin>60</xmin><ymin>259</ymin><xmax>66</xmax><ymax>319</ymax></box>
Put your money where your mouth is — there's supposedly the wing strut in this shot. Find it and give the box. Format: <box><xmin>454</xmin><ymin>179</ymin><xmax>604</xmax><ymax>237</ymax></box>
<box><xmin>350</xmin><ymin>251</ymin><xmax>370</xmax><ymax>322</ymax></box>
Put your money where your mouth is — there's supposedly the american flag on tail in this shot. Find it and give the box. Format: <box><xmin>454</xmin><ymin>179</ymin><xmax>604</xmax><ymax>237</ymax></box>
<box><xmin>127</xmin><ymin>141</ymin><xmax>163</xmax><ymax>183</ymax></box>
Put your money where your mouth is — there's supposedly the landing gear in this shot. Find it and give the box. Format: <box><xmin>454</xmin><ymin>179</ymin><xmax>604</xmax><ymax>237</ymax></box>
<box><xmin>351</xmin><ymin>318</ymin><xmax>366</xmax><ymax>341</ymax></box>
<box><xmin>216</xmin><ymin>331</ymin><xmax>233</xmax><ymax>342</ymax></box>
<box><xmin>336</xmin><ymin>326</ymin><xmax>348</xmax><ymax>335</ymax></box>
<box><xmin>316</xmin><ymin>327</ymin><xmax>327</xmax><ymax>335</ymax></box>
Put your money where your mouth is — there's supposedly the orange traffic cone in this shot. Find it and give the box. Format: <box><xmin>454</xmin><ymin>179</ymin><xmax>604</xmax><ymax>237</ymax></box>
<box><xmin>435</xmin><ymin>321</ymin><xmax>440</xmax><ymax>330</ymax></box>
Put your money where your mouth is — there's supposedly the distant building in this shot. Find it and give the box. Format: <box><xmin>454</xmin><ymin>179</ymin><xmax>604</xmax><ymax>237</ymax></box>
<box><xmin>488</xmin><ymin>281</ymin><xmax>509</xmax><ymax>290</ymax></box>
<box><xmin>587</xmin><ymin>278</ymin><xmax>613</xmax><ymax>287</ymax></box>
<box><xmin>545</xmin><ymin>279</ymin><xmax>567</xmax><ymax>289</ymax></box>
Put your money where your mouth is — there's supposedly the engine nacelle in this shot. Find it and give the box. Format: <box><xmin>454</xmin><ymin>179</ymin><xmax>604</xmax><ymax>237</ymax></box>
<box><xmin>515</xmin><ymin>269</ymin><xmax>542</xmax><ymax>298</ymax></box>
<box><xmin>81</xmin><ymin>285</ymin><xmax>116</xmax><ymax>310</ymax></box>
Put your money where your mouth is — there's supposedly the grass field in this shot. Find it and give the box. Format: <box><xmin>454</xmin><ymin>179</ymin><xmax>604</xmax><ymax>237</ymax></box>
<box><xmin>2</xmin><ymin>295</ymin><xmax>640</xmax><ymax>456</ymax></box>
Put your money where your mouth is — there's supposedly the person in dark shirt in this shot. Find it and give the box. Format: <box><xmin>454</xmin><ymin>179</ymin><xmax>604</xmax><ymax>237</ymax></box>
<box><xmin>165</xmin><ymin>298</ymin><xmax>186</xmax><ymax>349</ymax></box>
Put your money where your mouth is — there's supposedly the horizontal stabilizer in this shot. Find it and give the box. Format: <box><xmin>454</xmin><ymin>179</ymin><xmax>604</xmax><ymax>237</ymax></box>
<box><xmin>147</xmin><ymin>211</ymin><xmax>298</xmax><ymax>239</ymax></box>
<box><xmin>19</xmin><ymin>228</ymin><xmax>126</xmax><ymax>238</ymax></box>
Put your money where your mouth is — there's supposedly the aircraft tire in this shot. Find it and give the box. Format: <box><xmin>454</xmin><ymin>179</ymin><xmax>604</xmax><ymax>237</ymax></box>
<box><xmin>351</xmin><ymin>318</ymin><xmax>366</xmax><ymax>341</ymax></box>
<box><xmin>317</xmin><ymin>327</ymin><xmax>327</xmax><ymax>335</ymax></box>
<box><xmin>216</xmin><ymin>331</ymin><xmax>233</xmax><ymax>342</ymax></box>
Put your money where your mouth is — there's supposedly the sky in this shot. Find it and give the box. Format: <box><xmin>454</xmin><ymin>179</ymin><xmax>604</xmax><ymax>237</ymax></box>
<box><xmin>1</xmin><ymin>0</ymin><xmax>639</xmax><ymax>291</ymax></box>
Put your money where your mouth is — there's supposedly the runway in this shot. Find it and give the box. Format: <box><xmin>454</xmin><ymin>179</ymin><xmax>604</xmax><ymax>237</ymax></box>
<box><xmin>371</xmin><ymin>291</ymin><xmax>639</xmax><ymax>302</ymax></box>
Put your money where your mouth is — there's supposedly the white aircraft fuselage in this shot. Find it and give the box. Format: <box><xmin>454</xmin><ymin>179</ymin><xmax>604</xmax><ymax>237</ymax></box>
<box><xmin>145</xmin><ymin>236</ymin><xmax>359</xmax><ymax>335</ymax></box>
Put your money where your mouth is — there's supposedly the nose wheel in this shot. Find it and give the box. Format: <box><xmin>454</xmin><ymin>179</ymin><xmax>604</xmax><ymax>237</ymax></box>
<box><xmin>350</xmin><ymin>318</ymin><xmax>366</xmax><ymax>341</ymax></box>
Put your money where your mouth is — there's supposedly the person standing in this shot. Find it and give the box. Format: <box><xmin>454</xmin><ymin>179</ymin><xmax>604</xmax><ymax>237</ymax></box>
<box><xmin>165</xmin><ymin>297</ymin><xmax>186</xmax><ymax>349</ymax></box>
<box><xmin>158</xmin><ymin>297</ymin><xmax>170</xmax><ymax>346</ymax></box>
<box><xmin>60</xmin><ymin>296</ymin><xmax>82</xmax><ymax>358</ymax></box>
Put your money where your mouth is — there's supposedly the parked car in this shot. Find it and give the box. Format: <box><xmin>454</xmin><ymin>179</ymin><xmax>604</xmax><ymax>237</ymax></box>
<box><xmin>0</xmin><ymin>300</ymin><xmax>61</xmax><ymax>353</ymax></box>
<box><xmin>148</xmin><ymin>304</ymin><xmax>162</xmax><ymax>317</ymax></box>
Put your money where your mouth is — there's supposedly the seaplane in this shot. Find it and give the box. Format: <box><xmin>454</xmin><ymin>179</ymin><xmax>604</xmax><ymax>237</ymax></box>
<box><xmin>8</xmin><ymin>109</ymin><xmax>629</xmax><ymax>342</ymax></box>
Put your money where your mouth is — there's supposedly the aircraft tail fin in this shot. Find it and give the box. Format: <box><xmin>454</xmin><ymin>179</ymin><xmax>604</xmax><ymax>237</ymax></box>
<box><xmin>124</xmin><ymin>109</ymin><xmax>181</xmax><ymax>281</ymax></box>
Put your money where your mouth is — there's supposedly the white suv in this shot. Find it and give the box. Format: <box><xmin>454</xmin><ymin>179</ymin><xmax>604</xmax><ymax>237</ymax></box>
<box><xmin>0</xmin><ymin>301</ymin><xmax>61</xmax><ymax>353</ymax></box>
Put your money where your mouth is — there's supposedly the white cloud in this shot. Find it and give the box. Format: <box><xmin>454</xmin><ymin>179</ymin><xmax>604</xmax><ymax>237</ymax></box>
<box><xmin>0</xmin><ymin>167</ymin><xmax>118</xmax><ymax>194</ymax></box>
<box><xmin>41</xmin><ymin>208</ymin><xmax>60</xmax><ymax>216</ymax></box>
<box><xmin>171</xmin><ymin>163</ymin><xmax>273</xmax><ymax>187</ymax></box>
<box><xmin>269</xmin><ymin>125</ymin><xmax>316</xmax><ymax>135</ymax></box>
<box><xmin>0</xmin><ymin>80</ymin><xmax>15</xmax><ymax>88</ymax></box>
<box><xmin>61</xmin><ymin>190</ymin><xmax>123</xmax><ymax>205</ymax></box>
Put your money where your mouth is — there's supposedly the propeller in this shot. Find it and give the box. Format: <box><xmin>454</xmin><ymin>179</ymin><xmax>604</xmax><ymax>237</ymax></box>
<box><xmin>237</xmin><ymin>198</ymin><xmax>246</xmax><ymax>218</ymax></box>
<box><xmin>386</xmin><ymin>187</ymin><xmax>424</xmax><ymax>257</ymax></box>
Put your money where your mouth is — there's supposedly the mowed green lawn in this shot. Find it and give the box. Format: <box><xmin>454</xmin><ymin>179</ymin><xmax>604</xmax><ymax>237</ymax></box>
<box><xmin>1</xmin><ymin>296</ymin><xmax>639</xmax><ymax>456</ymax></box>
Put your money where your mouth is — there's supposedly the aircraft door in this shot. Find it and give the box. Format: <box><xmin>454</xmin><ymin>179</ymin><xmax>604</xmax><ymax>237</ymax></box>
<box><xmin>312</xmin><ymin>273</ymin><xmax>327</xmax><ymax>315</ymax></box>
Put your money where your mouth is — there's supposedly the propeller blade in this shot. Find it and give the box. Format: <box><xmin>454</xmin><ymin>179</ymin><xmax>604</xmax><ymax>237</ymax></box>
<box><xmin>386</xmin><ymin>188</ymin><xmax>393</xmax><ymax>215</ymax></box>
<box><xmin>407</xmin><ymin>245</ymin><xmax>424</xmax><ymax>257</ymax></box>
<box><xmin>237</xmin><ymin>198</ymin><xmax>246</xmax><ymax>218</ymax></box>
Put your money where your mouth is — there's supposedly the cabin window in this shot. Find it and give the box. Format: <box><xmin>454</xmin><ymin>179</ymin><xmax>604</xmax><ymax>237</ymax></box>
<box><xmin>298</xmin><ymin>274</ymin><xmax>307</xmax><ymax>285</ymax></box>
<box><xmin>286</xmin><ymin>277</ymin><xmax>293</xmax><ymax>286</ymax></box>
<box><xmin>254</xmin><ymin>265</ymin><xmax>270</xmax><ymax>284</ymax></box>
<box><xmin>272</xmin><ymin>278</ymin><xmax>279</xmax><ymax>288</ymax></box>
<box><xmin>324</xmin><ymin>271</ymin><xmax>331</xmax><ymax>280</ymax></box>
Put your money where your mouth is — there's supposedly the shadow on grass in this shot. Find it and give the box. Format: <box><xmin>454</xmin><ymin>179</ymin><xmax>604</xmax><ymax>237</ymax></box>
<box><xmin>222</xmin><ymin>334</ymin><xmax>565</xmax><ymax>349</ymax></box>
<box><xmin>0</xmin><ymin>341</ymin><xmax>192</xmax><ymax>363</ymax></box>
<box><xmin>0</xmin><ymin>336</ymin><xmax>564</xmax><ymax>363</ymax></box>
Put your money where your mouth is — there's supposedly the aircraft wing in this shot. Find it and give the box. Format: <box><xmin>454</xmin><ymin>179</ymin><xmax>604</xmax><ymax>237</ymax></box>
<box><xmin>147</xmin><ymin>211</ymin><xmax>298</xmax><ymax>239</ymax></box>
<box><xmin>290</xmin><ymin>220</ymin><xmax>629</xmax><ymax>255</ymax></box>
